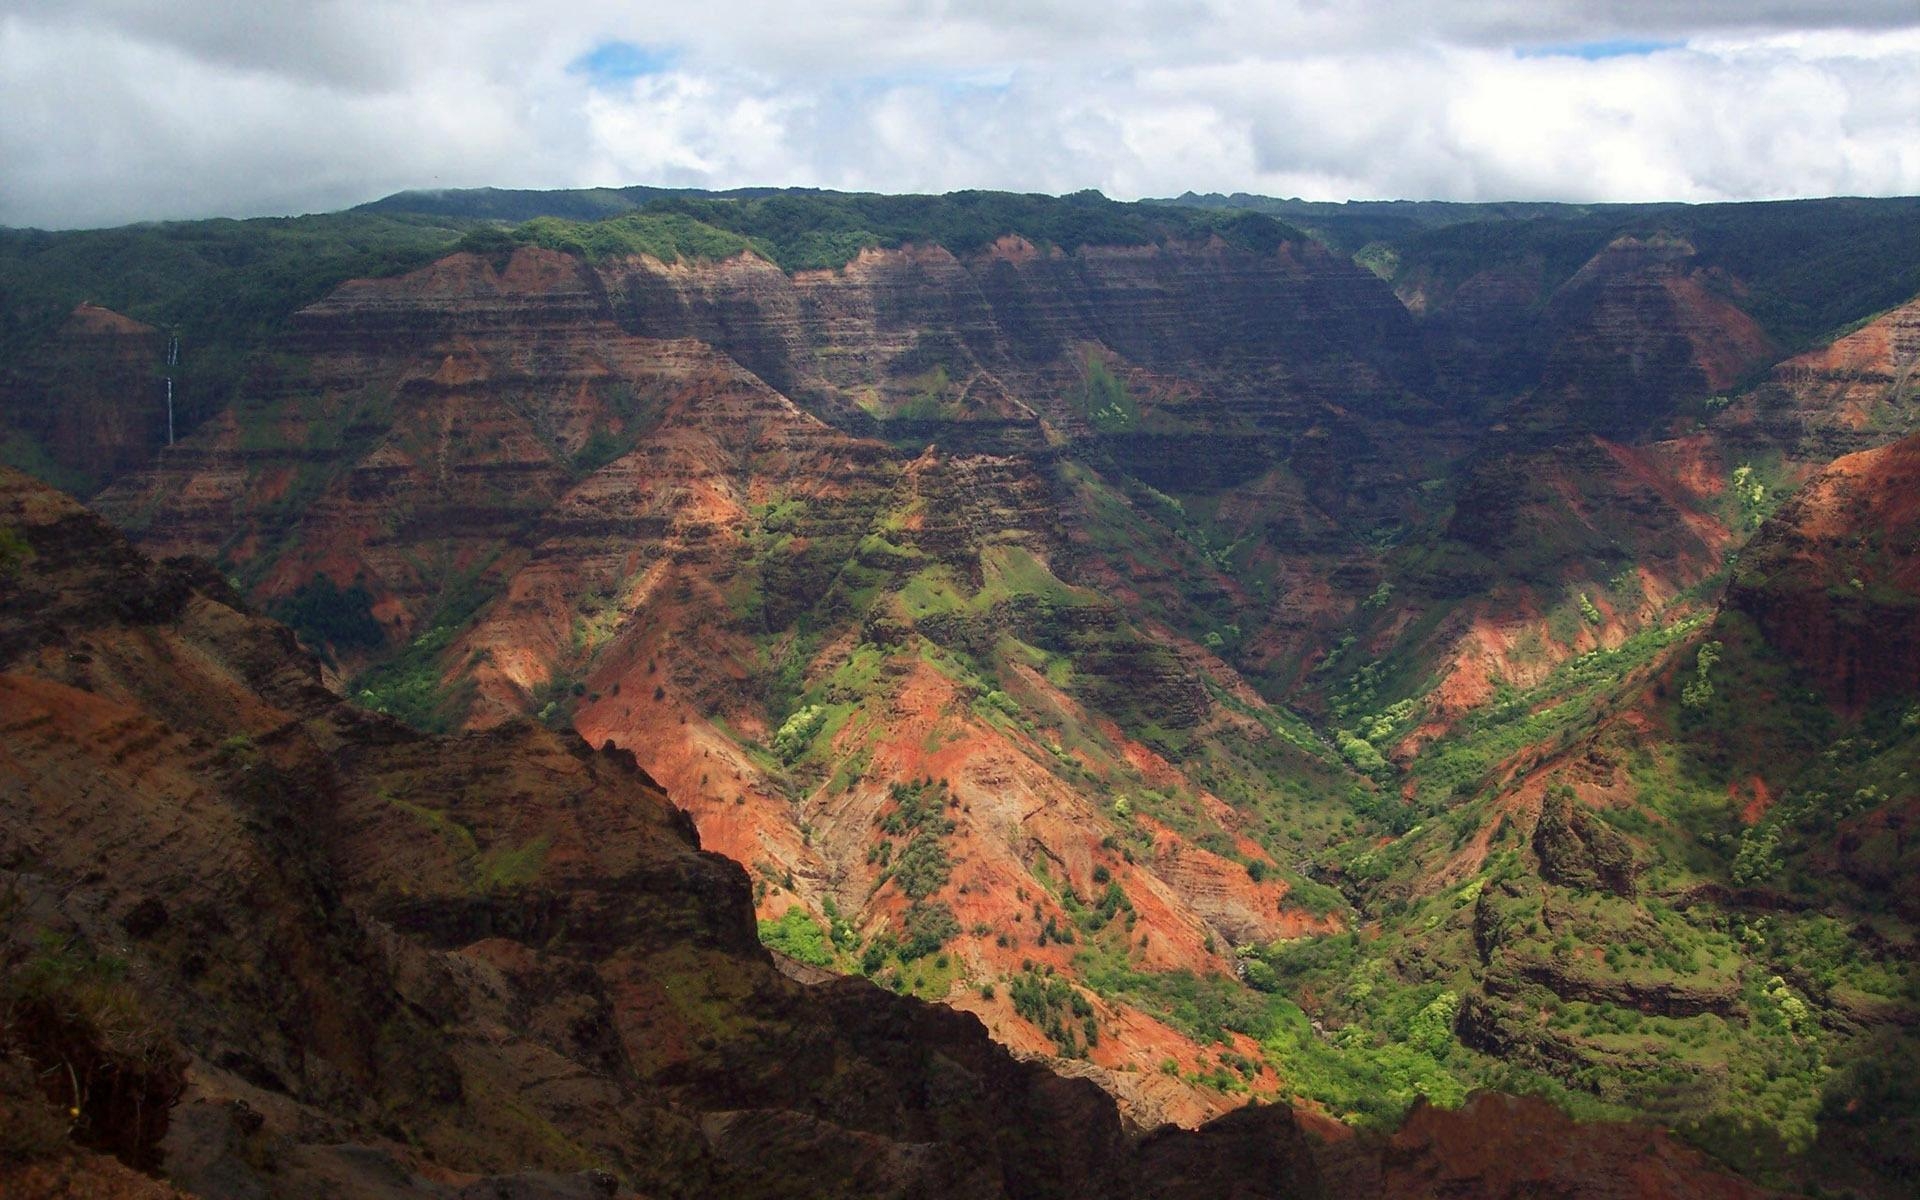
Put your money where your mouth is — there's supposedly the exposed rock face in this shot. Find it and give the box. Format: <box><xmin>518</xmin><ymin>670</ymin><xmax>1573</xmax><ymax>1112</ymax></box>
<box><xmin>1724</xmin><ymin>432</ymin><xmax>1920</xmax><ymax>711</ymax></box>
<box><xmin>56</xmin><ymin>220</ymin><xmax>1920</xmax><ymax>1159</ymax></box>
<box><xmin>1533</xmin><ymin>236</ymin><xmax>1774</xmax><ymax>435</ymax></box>
<box><xmin>1531</xmin><ymin>788</ymin><xmax>1639</xmax><ymax>895</ymax></box>
<box><xmin>1129</xmin><ymin>1102</ymin><xmax>1328</xmax><ymax>1199</ymax></box>
<box><xmin>292</xmin><ymin>235</ymin><xmax>1431</xmax><ymax>427</ymax></box>
<box><xmin>0</xmin><ymin>304</ymin><xmax>167</xmax><ymax>489</ymax></box>
<box><xmin>1399</xmin><ymin>233</ymin><xmax>1776</xmax><ymax>434</ymax></box>
<box><xmin>606</xmin><ymin>236</ymin><xmax>1431</xmax><ymax>424</ymax></box>
<box><xmin>1727</xmin><ymin>294</ymin><xmax>1920</xmax><ymax>461</ymax></box>
<box><xmin>87</xmin><ymin>242</ymin><xmax>1425</xmax><ymax>1105</ymax></box>
<box><xmin>98</xmin><ymin>238</ymin><xmax>1448</xmax><ymax>670</ymax></box>
<box><xmin>1379</xmin><ymin>272</ymin><xmax>1920</xmax><ymax>737</ymax></box>
<box><xmin>0</xmin><ymin>465</ymin><xmax>1773</xmax><ymax>1200</ymax></box>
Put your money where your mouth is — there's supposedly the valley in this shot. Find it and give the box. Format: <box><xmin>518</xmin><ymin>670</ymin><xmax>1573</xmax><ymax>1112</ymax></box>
<box><xmin>3</xmin><ymin>187</ymin><xmax>1917</xmax><ymax>1197</ymax></box>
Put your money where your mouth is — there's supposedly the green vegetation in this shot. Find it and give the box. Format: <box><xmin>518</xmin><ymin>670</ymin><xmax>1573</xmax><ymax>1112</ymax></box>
<box><xmin>1388</xmin><ymin>613</ymin><xmax>1709</xmax><ymax>820</ymax></box>
<box><xmin>0</xmin><ymin>213</ymin><xmax>472</xmax><ymax>444</ymax></box>
<box><xmin>853</xmin><ymin>781</ymin><xmax>964</xmax><ymax>968</ymax></box>
<box><xmin>0</xmin><ymin>431</ymin><xmax>95</xmax><ymax>495</ymax></box>
<box><xmin>477</xmin><ymin>836</ymin><xmax>551</xmax><ymax>891</ymax></box>
<box><xmin>1073</xmin><ymin>942</ymin><xmax>1471</xmax><ymax>1118</ymax></box>
<box><xmin>875</xmin><ymin>780</ymin><xmax>955</xmax><ymax>902</ymax></box>
<box><xmin>900</xmin><ymin>902</ymin><xmax>960</xmax><ymax>961</ymax></box>
<box><xmin>1247</xmin><ymin>578</ymin><xmax>1920</xmax><ymax>1184</ymax></box>
<box><xmin>772</xmin><ymin>704</ymin><xmax>830</xmax><ymax>763</ymax></box>
<box><xmin>1335</xmin><ymin>195</ymin><xmax>1920</xmax><ymax>352</ymax></box>
<box><xmin>501</xmin><ymin>213</ymin><xmax>763</xmax><ymax>265</ymax></box>
<box><xmin>1730</xmin><ymin>465</ymin><xmax>1770</xmax><ymax>529</ymax></box>
<box><xmin>1008</xmin><ymin>965</ymin><xmax>1100</xmax><ymax>1057</ymax></box>
<box><xmin>270</xmin><ymin>574</ymin><xmax>384</xmax><ymax>660</ymax></box>
<box><xmin>1681</xmin><ymin>640</ymin><xmax>1723</xmax><ymax>709</ymax></box>
<box><xmin>757</xmin><ymin>907</ymin><xmax>835</xmax><ymax>967</ymax></box>
<box><xmin>402</xmin><ymin>186</ymin><xmax>1920</xmax><ymax>350</ymax></box>
<box><xmin>893</xmin><ymin>365</ymin><xmax>956</xmax><ymax>421</ymax></box>
<box><xmin>351</xmin><ymin>565</ymin><xmax>499</xmax><ymax>732</ymax></box>
<box><xmin>386</xmin><ymin>796</ymin><xmax>551</xmax><ymax>893</ymax></box>
<box><xmin>465</xmin><ymin>188</ymin><xmax>1303</xmax><ymax>274</ymax></box>
<box><xmin>1073</xmin><ymin>351</ymin><xmax>1139</xmax><ymax>432</ymax></box>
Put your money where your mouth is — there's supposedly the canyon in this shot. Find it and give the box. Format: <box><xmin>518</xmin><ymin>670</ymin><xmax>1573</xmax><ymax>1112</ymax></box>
<box><xmin>0</xmin><ymin>462</ymin><xmax>1773</xmax><ymax>1198</ymax></box>
<box><xmin>3</xmin><ymin>188</ymin><xmax>1918</xmax><ymax>1197</ymax></box>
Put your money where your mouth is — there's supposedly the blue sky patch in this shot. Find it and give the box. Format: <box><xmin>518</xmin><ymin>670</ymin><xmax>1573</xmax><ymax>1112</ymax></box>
<box><xmin>569</xmin><ymin>40</ymin><xmax>679</xmax><ymax>86</ymax></box>
<box><xmin>1517</xmin><ymin>38</ymin><xmax>1685</xmax><ymax>61</ymax></box>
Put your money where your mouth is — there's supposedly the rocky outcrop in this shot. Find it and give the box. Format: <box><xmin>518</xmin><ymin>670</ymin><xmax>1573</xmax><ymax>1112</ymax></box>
<box><xmin>1130</xmin><ymin>1102</ymin><xmax>1327</xmax><ymax>1199</ymax></box>
<box><xmin>1399</xmin><ymin>233</ymin><xmax>1777</xmax><ymax>437</ymax></box>
<box><xmin>1393</xmin><ymin>288</ymin><xmax>1920</xmax><ymax>737</ymax></box>
<box><xmin>95</xmin><ymin>235</ymin><xmax>1452</xmax><ymax>683</ymax></box>
<box><xmin>1497</xmin><ymin>962</ymin><xmax>1746</xmax><ymax>1020</ymax></box>
<box><xmin>607</xmin><ymin>237</ymin><xmax>1431</xmax><ymax>424</ymax></box>
<box><xmin>1453</xmin><ymin>993</ymin><xmax>1597</xmax><ymax>1076</ymax></box>
<box><xmin>1531</xmin><ymin>788</ymin><xmax>1640</xmax><ymax>896</ymax></box>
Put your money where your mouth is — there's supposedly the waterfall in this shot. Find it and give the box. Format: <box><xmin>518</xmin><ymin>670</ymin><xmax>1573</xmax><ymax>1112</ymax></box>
<box><xmin>165</xmin><ymin>334</ymin><xmax>179</xmax><ymax>445</ymax></box>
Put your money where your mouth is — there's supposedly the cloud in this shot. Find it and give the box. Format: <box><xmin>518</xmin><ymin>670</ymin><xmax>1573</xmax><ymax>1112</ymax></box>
<box><xmin>1</xmin><ymin>3</ymin><xmax>1916</xmax><ymax>227</ymax></box>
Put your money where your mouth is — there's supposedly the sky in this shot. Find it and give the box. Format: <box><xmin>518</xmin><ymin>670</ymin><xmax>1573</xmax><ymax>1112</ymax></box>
<box><xmin>2</xmin><ymin>1</ymin><xmax>1917</xmax><ymax>229</ymax></box>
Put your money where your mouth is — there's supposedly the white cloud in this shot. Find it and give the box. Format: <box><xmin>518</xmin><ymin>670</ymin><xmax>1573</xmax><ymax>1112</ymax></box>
<box><xmin>1</xmin><ymin>3</ymin><xmax>1916</xmax><ymax>227</ymax></box>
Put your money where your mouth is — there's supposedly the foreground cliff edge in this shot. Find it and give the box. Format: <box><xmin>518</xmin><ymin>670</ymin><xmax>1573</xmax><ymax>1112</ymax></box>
<box><xmin>0</xmin><ymin>463</ymin><xmax>1771</xmax><ymax>1198</ymax></box>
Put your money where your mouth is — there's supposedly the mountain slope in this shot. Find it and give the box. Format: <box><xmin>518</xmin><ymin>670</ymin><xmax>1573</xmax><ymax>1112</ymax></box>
<box><xmin>0</xmin><ymin>461</ymin><xmax>1177</xmax><ymax>1198</ymax></box>
<box><xmin>1255</xmin><ymin>434</ymin><xmax>1920</xmax><ymax>1195</ymax></box>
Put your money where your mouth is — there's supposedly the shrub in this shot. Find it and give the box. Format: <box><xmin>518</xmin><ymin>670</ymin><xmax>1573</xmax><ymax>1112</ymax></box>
<box><xmin>890</xmin><ymin>835</ymin><xmax>951</xmax><ymax>901</ymax></box>
<box><xmin>1681</xmin><ymin>641</ymin><xmax>1723</xmax><ymax>709</ymax></box>
<box><xmin>1407</xmin><ymin>991</ymin><xmax>1461</xmax><ymax>1058</ymax></box>
<box><xmin>772</xmin><ymin>704</ymin><xmax>829</xmax><ymax>763</ymax></box>
<box><xmin>1338</xmin><ymin>733</ymin><xmax>1388</xmax><ymax>773</ymax></box>
<box><xmin>900</xmin><ymin>902</ymin><xmax>960</xmax><ymax>962</ymax></box>
<box><xmin>757</xmin><ymin>907</ymin><xmax>835</xmax><ymax>967</ymax></box>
